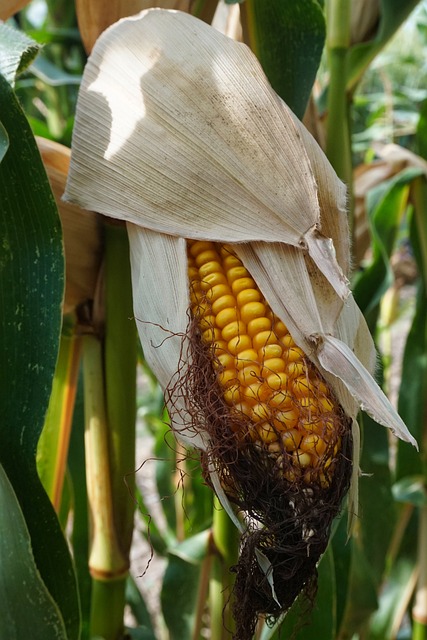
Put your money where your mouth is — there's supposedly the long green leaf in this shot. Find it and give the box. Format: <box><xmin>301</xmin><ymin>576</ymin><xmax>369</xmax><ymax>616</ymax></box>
<box><xmin>240</xmin><ymin>0</ymin><xmax>325</xmax><ymax>119</ymax></box>
<box><xmin>161</xmin><ymin>531</ymin><xmax>210</xmax><ymax>640</ymax></box>
<box><xmin>0</xmin><ymin>464</ymin><xmax>68</xmax><ymax>640</ymax></box>
<box><xmin>0</xmin><ymin>73</ymin><xmax>79</xmax><ymax>639</ymax></box>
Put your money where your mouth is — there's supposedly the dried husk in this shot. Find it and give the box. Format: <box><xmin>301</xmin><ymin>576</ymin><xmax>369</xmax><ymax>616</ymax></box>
<box><xmin>37</xmin><ymin>137</ymin><xmax>102</xmax><ymax>314</ymax></box>
<box><xmin>0</xmin><ymin>0</ymin><xmax>30</xmax><ymax>20</ymax></box>
<box><xmin>76</xmin><ymin>0</ymin><xmax>191</xmax><ymax>54</ymax></box>
<box><xmin>64</xmin><ymin>8</ymin><xmax>417</xmax><ymax>634</ymax></box>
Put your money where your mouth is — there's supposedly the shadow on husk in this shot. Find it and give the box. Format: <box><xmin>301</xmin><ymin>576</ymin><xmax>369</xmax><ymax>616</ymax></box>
<box><xmin>166</xmin><ymin>317</ymin><xmax>353</xmax><ymax>640</ymax></box>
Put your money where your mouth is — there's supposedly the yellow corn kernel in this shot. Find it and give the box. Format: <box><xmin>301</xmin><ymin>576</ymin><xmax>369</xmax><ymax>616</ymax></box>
<box><xmin>222</xmin><ymin>320</ymin><xmax>247</xmax><ymax>342</ymax></box>
<box><xmin>199</xmin><ymin>260</ymin><xmax>223</xmax><ymax>279</ymax></box>
<box><xmin>195</xmin><ymin>249</ymin><xmax>220</xmax><ymax>267</ymax></box>
<box><xmin>228</xmin><ymin>336</ymin><xmax>253</xmax><ymax>356</ymax></box>
<box><xmin>266</xmin><ymin>371</ymin><xmax>289</xmax><ymax>391</ymax></box>
<box><xmin>243</xmin><ymin>381</ymin><xmax>270</xmax><ymax>403</ymax></box>
<box><xmin>237</xmin><ymin>288</ymin><xmax>262</xmax><ymax>306</ymax></box>
<box><xmin>269</xmin><ymin>391</ymin><xmax>293</xmax><ymax>409</ymax></box>
<box><xmin>282</xmin><ymin>429</ymin><xmax>302</xmax><ymax>451</ymax></box>
<box><xmin>206</xmin><ymin>283</ymin><xmax>231</xmax><ymax>303</ymax></box>
<box><xmin>202</xmin><ymin>327</ymin><xmax>222</xmax><ymax>343</ymax></box>
<box><xmin>231</xmin><ymin>277</ymin><xmax>257</xmax><ymax>295</ymax></box>
<box><xmin>216</xmin><ymin>307</ymin><xmax>239</xmax><ymax>329</ymax></box>
<box><xmin>261</xmin><ymin>357</ymin><xmax>286</xmax><ymax>376</ymax></box>
<box><xmin>272</xmin><ymin>408</ymin><xmax>299</xmax><ymax>431</ymax></box>
<box><xmin>247</xmin><ymin>317</ymin><xmax>272</xmax><ymax>337</ymax></box>
<box><xmin>189</xmin><ymin>240</ymin><xmax>214</xmax><ymax>257</ymax></box>
<box><xmin>199</xmin><ymin>314</ymin><xmax>216</xmax><ymax>331</ymax></box>
<box><xmin>240</xmin><ymin>301</ymin><xmax>267</xmax><ymax>324</ymax></box>
<box><xmin>217</xmin><ymin>352</ymin><xmax>235</xmax><ymax>370</ymax></box>
<box><xmin>235</xmin><ymin>348</ymin><xmax>259</xmax><ymax>366</ymax></box>
<box><xmin>223</xmin><ymin>254</ymin><xmax>242</xmax><ymax>269</ymax></box>
<box><xmin>300</xmin><ymin>433</ymin><xmax>327</xmax><ymax>457</ymax></box>
<box><xmin>286</xmin><ymin>362</ymin><xmax>306</xmax><ymax>378</ymax></box>
<box><xmin>238</xmin><ymin>366</ymin><xmax>262</xmax><ymax>385</ymax></box>
<box><xmin>252</xmin><ymin>330</ymin><xmax>277</xmax><ymax>351</ymax></box>
<box><xmin>251</xmin><ymin>402</ymin><xmax>270</xmax><ymax>422</ymax></box>
<box><xmin>226</xmin><ymin>265</ymin><xmax>249</xmax><ymax>283</ymax></box>
<box><xmin>293</xmin><ymin>449</ymin><xmax>313</xmax><ymax>468</ymax></box>
<box><xmin>280</xmin><ymin>334</ymin><xmax>296</xmax><ymax>349</ymax></box>
<box><xmin>256</xmin><ymin>423</ymin><xmax>278</xmax><ymax>444</ymax></box>
<box><xmin>259</xmin><ymin>343</ymin><xmax>283</xmax><ymax>359</ymax></box>
<box><xmin>218</xmin><ymin>369</ymin><xmax>238</xmax><ymax>388</ymax></box>
<box><xmin>223</xmin><ymin>385</ymin><xmax>241</xmax><ymax>406</ymax></box>
<box><xmin>199</xmin><ymin>271</ymin><xmax>228</xmax><ymax>291</ymax></box>
<box><xmin>284</xmin><ymin>346</ymin><xmax>306</xmax><ymax>363</ymax></box>
<box><xmin>212</xmin><ymin>294</ymin><xmax>236</xmax><ymax>315</ymax></box>
<box><xmin>273</xmin><ymin>320</ymin><xmax>289</xmax><ymax>337</ymax></box>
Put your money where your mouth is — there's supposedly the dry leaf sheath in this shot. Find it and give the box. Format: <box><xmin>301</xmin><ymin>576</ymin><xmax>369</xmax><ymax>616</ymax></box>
<box><xmin>64</xmin><ymin>9</ymin><xmax>416</xmax><ymax>638</ymax></box>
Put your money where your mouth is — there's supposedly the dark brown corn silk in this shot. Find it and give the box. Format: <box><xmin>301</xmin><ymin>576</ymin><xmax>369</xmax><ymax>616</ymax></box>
<box><xmin>167</xmin><ymin>240</ymin><xmax>352</xmax><ymax>640</ymax></box>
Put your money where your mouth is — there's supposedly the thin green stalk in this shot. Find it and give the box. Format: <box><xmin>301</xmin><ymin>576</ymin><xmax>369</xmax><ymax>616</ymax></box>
<box><xmin>210</xmin><ymin>497</ymin><xmax>239</xmax><ymax>640</ymax></box>
<box><xmin>82</xmin><ymin>333</ymin><xmax>128</xmax><ymax>640</ymax></box>
<box><xmin>325</xmin><ymin>0</ymin><xmax>354</xmax><ymax>233</ymax></box>
<box><xmin>413</xmin><ymin>504</ymin><xmax>427</xmax><ymax>639</ymax></box>
<box><xmin>104</xmin><ymin>222</ymin><xmax>137</xmax><ymax>557</ymax></box>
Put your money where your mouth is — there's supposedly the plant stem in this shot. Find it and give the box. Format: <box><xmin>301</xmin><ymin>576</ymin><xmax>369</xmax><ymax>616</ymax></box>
<box><xmin>210</xmin><ymin>497</ymin><xmax>239</xmax><ymax>639</ymax></box>
<box><xmin>325</xmin><ymin>0</ymin><xmax>354</xmax><ymax>234</ymax></box>
<box><xmin>413</xmin><ymin>505</ymin><xmax>427</xmax><ymax>639</ymax></box>
<box><xmin>104</xmin><ymin>222</ymin><xmax>137</xmax><ymax>557</ymax></box>
<box><xmin>82</xmin><ymin>333</ymin><xmax>128</xmax><ymax>640</ymax></box>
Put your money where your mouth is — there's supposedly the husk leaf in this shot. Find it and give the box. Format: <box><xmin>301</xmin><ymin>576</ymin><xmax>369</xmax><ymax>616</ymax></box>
<box><xmin>76</xmin><ymin>0</ymin><xmax>191</xmax><ymax>54</ymax></box>
<box><xmin>37</xmin><ymin>137</ymin><xmax>102</xmax><ymax>314</ymax></box>
<box><xmin>64</xmin><ymin>8</ymin><xmax>348</xmax><ymax>299</ymax></box>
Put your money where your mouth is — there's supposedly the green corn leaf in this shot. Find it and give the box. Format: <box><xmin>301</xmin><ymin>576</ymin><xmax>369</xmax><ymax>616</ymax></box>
<box><xmin>161</xmin><ymin>531</ymin><xmax>210</xmax><ymax>640</ymax></box>
<box><xmin>396</xmin><ymin>216</ymin><xmax>427</xmax><ymax>480</ymax></box>
<box><xmin>366</xmin><ymin>509</ymin><xmax>418</xmax><ymax>639</ymax></box>
<box><xmin>0</xmin><ymin>464</ymin><xmax>68</xmax><ymax>640</ymax></box>
<box><xmin>0</xmin><ymin>22</ymin><xmax>40</xmax><ymax>85</ymax></box>
<box><xmin>0</xmin><ymin>121</ymin><xmax>9</xmax><ymax>162</ymax></box>
<box><xmin>0</xmin><ymin>73</ymin><xmax>80</xmax><ymax>639</ymax></box>
<box><xmin>125</xmin><ymin>576</ymin><xmax>156</xmax><ymax>636</ymax></box>
<box><xmin>240</xmin><ymin>0</ymin><xmax>326</xmax><ymax>119</ymax></box>
<box><xmin>68</xmin><ymin>371</ymin><xmax>91</xmax><ymax>640</ymax></box>
<box><xmin>338</xmin><ymin>537</ymin><xmax>379</xmax><ymax>637</ymax></box>
<box><xmin>347</xmin><ymin>0</ymin><xmax>421</xmax><ymax>91</ymax></box>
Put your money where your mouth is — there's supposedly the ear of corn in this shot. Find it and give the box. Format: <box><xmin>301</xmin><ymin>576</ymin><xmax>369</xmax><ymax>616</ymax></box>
<box><xmin>188</xmin><ymin>239</ymin><xmax>343</xmax><ymax>487</ymax></box>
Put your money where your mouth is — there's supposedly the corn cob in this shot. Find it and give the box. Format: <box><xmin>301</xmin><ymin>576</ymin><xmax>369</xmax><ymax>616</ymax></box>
<box><xmin>188</xmin><ymin>239</ymin><xmax>343</xmax><ymax>487</ymax></box>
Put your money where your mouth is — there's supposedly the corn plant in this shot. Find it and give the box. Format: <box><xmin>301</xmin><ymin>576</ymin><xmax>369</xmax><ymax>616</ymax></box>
<box><xmin>1</xmin><ymin>1</ymin><xmax>427</xmax><ymax>640</ymax></box>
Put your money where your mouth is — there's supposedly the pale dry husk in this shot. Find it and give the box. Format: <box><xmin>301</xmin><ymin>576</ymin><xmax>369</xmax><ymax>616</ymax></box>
<box><xmin>37</xmin><ymin>137</ymin><xmax>102</xmax><ymax>314</ymax></box>
<box><xmin>76</xmin><ymin>0</ymin><xmax>191</xmax><ymax>54</ymax></box>
<box><xmin>64</xmin><ymin>7</ymin><xmax>416</xmax><ymax>633</ymax></box>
